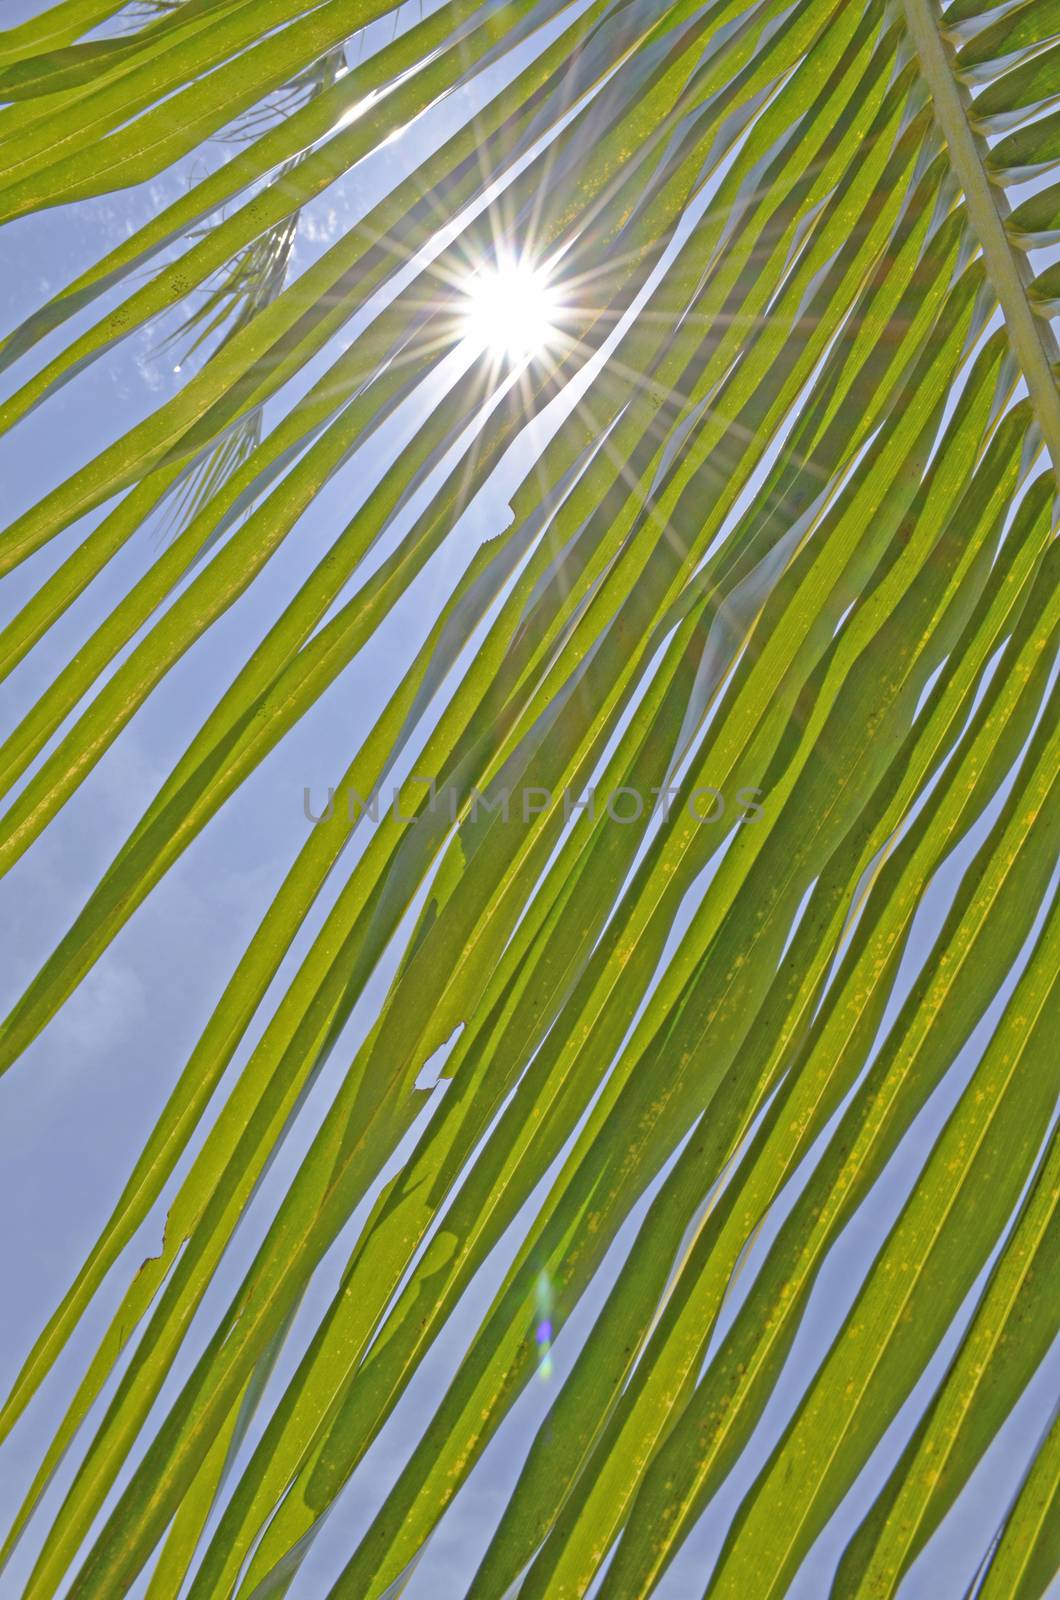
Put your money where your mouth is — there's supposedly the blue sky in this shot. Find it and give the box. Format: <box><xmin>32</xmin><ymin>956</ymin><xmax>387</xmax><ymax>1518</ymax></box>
<box><xmin>0</xmin><ymin>3</ymin><xmax>1058</xmax><ymax>1596</ymax></box>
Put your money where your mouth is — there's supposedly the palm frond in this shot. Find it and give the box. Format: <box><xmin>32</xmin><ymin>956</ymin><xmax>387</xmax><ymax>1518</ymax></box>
<box><xmin>0</xmin><ymin>1</ymin><xmax>1056</xmax><ymax>1597</ymax></box>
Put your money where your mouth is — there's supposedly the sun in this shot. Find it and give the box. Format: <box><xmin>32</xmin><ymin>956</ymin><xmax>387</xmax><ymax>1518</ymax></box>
<box><xmin>461</xmin><ymin>256</ymin><xmax>561</xmax><ymax>363</ymax></box>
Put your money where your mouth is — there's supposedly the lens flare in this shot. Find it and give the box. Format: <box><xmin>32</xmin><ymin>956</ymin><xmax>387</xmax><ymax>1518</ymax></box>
<box><xmin>535</xmin><ymin>1270</ymin><xmax>555</xmax><ymax>1380</ymax></box>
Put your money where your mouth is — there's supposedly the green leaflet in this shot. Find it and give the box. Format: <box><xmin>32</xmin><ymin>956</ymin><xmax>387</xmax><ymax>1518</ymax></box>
<box><xmin>140</xmin><ymin>1304</ymin><xmax>299</xmax><ymax>1599</ymax></box>
<box><xmin>991</xmin><ymin>104</ymin><xmax>1060</xmax><ymax>173</ymax></box>
<box><xmin>956</xmin><ymin>0</ymin><xmax>1060</xmax><ymax>71</ymax></box>
<box><xmin>491</xmin><ymin>500</ymin><xmax>1058</xmax><ymax>1600</ymax></box>
<box><xmin>973</xmin><ymin>36</ymin><xmax>1060</xmax><ymax>122</ymax></box>
<box><xmin>1010</xmin><ymin>179</ymin><xmax>1060</xmax><ymax>241</ymax></box>
<box><xmin>600</xmin><ymin>704</ymin><xmax>1060</xmax><ymax>1598</ymax></box>
<box><xmin>1031</xmin><ymin>261</ymin><xmax>1060</xmax><ymax>315</ymax></box>
<box><xmin>975</xmin><ymin>1410</ymin><xmax>1060</xmax><ymax>1600</ymax></box>
<box><xmin>0</xmin><ymin>0</ymin><xmax>132</xmax><ymax>68</ymax></box>
<box><xmin>0</xmin><ymin>0</ymin><xmax>375</xmax><ymax>180</ymax></box>
<box><xmin>464</xmin><ymin>416</ymin><xmax>1051</xmax><ymax>1600</ymax></box>
<box><xmin>0</xmin><ymin>0</ymin><xmax>313</xmax><ymax>166</ymax></box>
<box><xmin>0</xmin><ymin>1</ymin><xmax>256</xmax><ymax>94</ymax></box>
<box><xmin>703</xmin><ymin>902</ymin><xmax>1060</xmax><ymax>1598</ymax></box>
<box><xmin>142</xmin><ymin>1407</ymin><xmax>247</xmax><ymax>1600</ymax></box>
<box><xmin>833</xmin><ymin>1129</ymin><xmax>1060</xmax><ymax>1600</ymax></box>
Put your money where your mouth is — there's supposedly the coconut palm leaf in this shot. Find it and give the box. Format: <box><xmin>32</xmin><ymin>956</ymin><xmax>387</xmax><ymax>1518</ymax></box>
<box><xmin>156</xmin><ymin>43</ymin><xmax>345</xmax><ymax>546</ymax></box>
<box><xmin>0</xmin><ymin>0</ymin><xmax>1057</xmax><ymax>1597</ymax></box>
